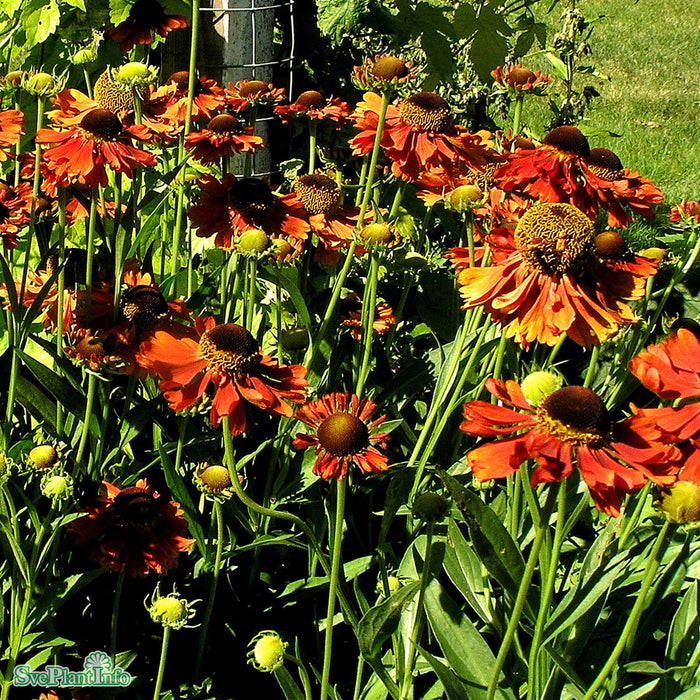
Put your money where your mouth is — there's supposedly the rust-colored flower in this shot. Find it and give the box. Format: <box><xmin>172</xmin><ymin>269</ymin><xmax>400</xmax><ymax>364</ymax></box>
<box><xmin>293</xmin><ymin>393</ymin><xmax>390</xmax><ymax>481</ymax></box>
<box><xmin>274</xmin><ymin>90</ymin><xmax>349</xmax><ymax>125</ymax></box>
<box><xmin>107</xmin><ymin>0</ymin><xmax>187</xmax><ymax>52</ymax></box>
<box><xmin>0</xmin><ymin>182</ymin><xmax>29</xmax><ymax>250</ymax></box>
<box><xmin>185</xmin><ymin>113</ymin><xmax>263</xmax><ymax>164</ymax></box>
<box><xmin>352</xmin><ymin>55</ymin><xmax>416</xmax><ymax>90</ymax></box>
<box><xmin>670</xmin><ymin>200</ymin><xmax>700</xmax><ymax>224</ymax></box>
<box><xmin>225</xmin><ymin>80</ymin><xmax>286</xmax><ymax>112</ymax></box>
<box><xmin>0</xmin><ymin>109</ymin><xmax>23</xmax><ymax>158</ymax></box>
<box><xmin>460</xmin><ymin>379</ymin><xmax>679</xmax><ymax>516</ymax></box>
<box><xmin>452</xmin><ymin>202</ymin><xmax>660</xmax><ymax>348</ymax></box>
<box><xmin>491</xmin><ymin>63</ymin><xmax>551</xmax><ymax>93</ymax></box>
<box><xmin>188</xmin><ymin>174</ymin><xmax>310</xmax><ymax>249</ymax></box>
<box><xmin>37</xmin><ymin>108</ymin><xmax>156</xmax><ymax>187</ymax></box>
<box><xmin>340</xmin><ymin>293</ymin><xmax>396</xmax><ymax>341</ymax></box>
<box><xmin>137</xmin><ymin>317</ymin><xmax>308</xmax><ymax>435</ymax></box>
<box><xmin>349</xmin><ymin>91</ymin><xmax>494</xmax><ymax>182</ymax></box>
<box><xmin>161</xmin><ymin>71</ymin><xmax>226</xmax><ymax>125</ymax></box>
<box><xmin>67</xmin><ymin>479</ymin><xmax>194</xmax><ymax>578</ymax></box>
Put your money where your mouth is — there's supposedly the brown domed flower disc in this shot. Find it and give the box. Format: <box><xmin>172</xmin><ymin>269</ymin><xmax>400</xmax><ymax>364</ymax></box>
<box><xmin>543</xmin><ymin>125</ymin><xmax>590</xmax><ymax>158</ymax></box>
<box><xmin>514</xmin><ymin>202</ymin><xmax>594</xmax><ymax>276</ymax></box>
<box><xmin>228</xmin><ymin>178</ymin><xmax>275</xmax><ymax>220</ymax></box>
<box><xmin>112</xmin><ymin>486</ymin><xmax>160</xmax><ymax>527</ymax></box>
<box><xmin>317</xmin><ymin>412</ymin><xmax>370</xmax><ymax>457</ymax></box>
<box><xmin>510</xmin><ymin>66</ymin><xmax>537</xmax><ymax>86</ymax></box>
<box><xmin>167</xmin><ymin>71</ymin><xmax>201</xmax><ymax>94</ymax></box>
<box><xmin>538</xmin><ymin>386</ymin><xmax>610</xmax><ymax>446</ymax></box>
<box><xmin>371</xmin><ymin>56</ymin><xmax>408</xmax><ymax>80</ymax></box>
<box><xmin>399</xmin><ymin>92</ymin><xmax>452</xmax><ymax>132</ymax></box>
<box><xmin>295</xmin><ymin>91</ymin><xmax>325</xmax><ymax>109</ymax></box>
<box><xmin>199</xmin><ymin>323</ymin><xmax>262</xmax><ymax>373</ymax></box>
<box><xmin>294</xmin><ymin>174</ymin><xmax>341</xmax><ymax>215</ymax></box>
<box><xmin>239</xmin><ymin>80</ymin><xmax>268</xmax><ymax>98</ymax></box>
<box><xmin>94</xmin><ymin>70</ymin><xmax>136</xmax><ymax>114</ymax></box>
<box><xmin>120</xmin><ymin>284</ymin><xmax>169</xmax><ymax>327</ymax></box>
<box><xmin>80</xmin><ymin>109</ymin><xmax>123</xmax><ymax>140</ymax></box>
<box><xmin>588</xmin><ymin>147</ymin><xmax>624</xmax><ymax>181</ymax></box>
<box><xmin>594</xmin><ymin>231</ymin><xmax>626</xmax><ymax>259</ymax></box>
<box><xmin>207</xmin><ymin>114</ymin><xmax>243</xmax><ymax>134</ymax></box>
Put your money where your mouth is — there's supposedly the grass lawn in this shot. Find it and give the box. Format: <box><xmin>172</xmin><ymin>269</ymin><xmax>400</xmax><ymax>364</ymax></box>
<box><xmin>522</xmin><ymin>0</ymin><xmax>700</xmax><ymax>205</ymax></box>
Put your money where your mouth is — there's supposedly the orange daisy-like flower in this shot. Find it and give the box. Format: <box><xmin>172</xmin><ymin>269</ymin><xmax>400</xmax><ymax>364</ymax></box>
<box><xmin>670</xmin><ymin>200</ymin><xmax>700</xmax><ymax>224</ymax></box>
<box><xmin>349</xmin><ymin>91</ymin><xmax>494</xmax><ymax>182</ymax></box>
<box><xmin>491</xmin><ymin>64</ymin><xmax>551</xmax><ymax>94</ymax></box>
<box><xmin>0</xmin><ymin>109</ymin><xmax>23</xmax><ymax>158</ymax></box>
<box><xmin>188</xmin><ymin>174</ymin><xmax>310</xmax><ymax>249</ymax></box>
<box><xmin>107</xmin><ymin>0</ymin><xmax>187</xmax><ymax>52</ymax></box>
<box><xmin>460</xmin><ymin>380</ymin><xmax>679</xmax><ymax>516</ymax></box>
<box><xmin>185</xmin><ymin>113</ymin><xmax>264</xmax><ymax>164</ymax></box>
<box><xmin>274</xmin><ymin>90</ymin><xmax>350</xmax><ymax>126</ymax></box>
<box><xmin>137</xmin><ymin>317</ymin><xmax>308</xmax><ymax>435</ymax></box>
<box><xmin>67</xmin><ymin>479</ymin><xmax>194</xmax><ymax>578</ymax></box>
<box><xmin>0</xmin><ymin>182</ymin><xmax>29</xmax><ymax>250</ymax></box>
<box><xmin>225</xmin><ymin>79</ymin><xmax>286</xmax><ymax>113</ymax></box>
<box><xmin>352</xmin><ymin>54</ymin><xmax>416</xmax><ymax>91</ymax></box>
<box><xmin>293</xmin><ymin>393</ymin><xmax>390</xmax><ymax>481</ymax></box>
<box><xmin>453</xmin><ymin>203</ymin><xmax>660</xmax><ymax>349</ymax></box>
<box><xmin>37</xmin><ymin>108</ymin><xmax>157</xmax><ymax>187</ymax></box>
<box><xmin>340</xmin><ymin>293</ymin><xmax>397</xmax><ymax>341</ymax></box>
<box><xmin>162</xmin><ymin>71</ymin><xmax>227</xmax><ymax>124</ymax></box>
<box><xmin>629</xmin><ymin>329</ymin><xmax>700</xmax><ymax>480</ymax></box>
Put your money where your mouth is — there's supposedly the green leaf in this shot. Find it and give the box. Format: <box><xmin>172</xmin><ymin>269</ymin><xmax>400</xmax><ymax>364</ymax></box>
<box><xmin>439</xmin><ymin>472</ymin><xmax>532</xmax><ymax>620</ymax></box>
<box><xmin>469</xmin><ymin>27</ymin><xmax>509</xmax><ymax>84</ymax></box>
<box><xmin>0</xmin><ymin>516</ymin><xmax>30</xmax><ymax>585</ymax></box>
<box><xmin>62</xmin><ymin>0</ymin><xmax>87</xmax><ymax>9</ymax></box>
<box><xmin>358</xmin><ymin>581</ymin><xmax>420</xmax><ymax>659</ymax></box>
<box><xmin>666</xmin><ymin>580</ymin><xmax>700</xmax><ymax>667</ymax></box>
<box><xmin>614</xmin><ymin>681</ymin><xmax>661</xmax><ymax>700</ymax></box>
<box><xmin>273</xmin><ymin>666</ymin><xmax>305</xmax><ymax>700</ymax></box>
<box><xmin>416</xmin><ymin>645</ymin><xmax>470</xmax><ymax>700</ymax></box>
<box><xmin>543</xmin><ymin>51</ymin><xmax>570</xmax><ymax>81</ymax></box>
<box><xmin>424</xmin><ymin>579</ymin><xmax>514</xmax><ymax>699</ymax></box>
<box><xmin>21</xmin><ymin>0</ymin><xmax>60</xmax><ymax>47</ymax></box>
<box><xmin>316</xmin><ymin>0</ymin><xmax>366</xmax><ymax>44</ymax></box>
<box><xmin>15</xmin><ymin>375</ymin><xmax>58</xmax><ymax>435</ymax></box>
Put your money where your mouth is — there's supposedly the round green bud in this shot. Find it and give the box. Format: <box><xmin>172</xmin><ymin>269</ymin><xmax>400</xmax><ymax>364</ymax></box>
<box><xmin>28</xmin><ymin>445</ymin><xmax>59</xmax><ymax>471</ymax></box>
<box><xmin>387</xmin><ymin>575</ymin><xmax>401</xmax><ymax>594</ymax></box>
<box><xmin>658</xmin><ymin>482</ymin><xmax>700</xmax><ymax>523</ymax></box>
<box><xmin>250</xmin><ymin>631</ymin><xmax>287</xmax><ymax>672</ymax></box>
<box><xmin>449</xmin><ymin>184</ymin><xmax>482</xmax><ymax>212</ymax></box>
<box><xmin>41</xmin><ymin>473</ymin><xmax>73</xmax><ymax>501</ymax></box>
<box><xmin>238</xmin><ymin>229</ymin><xmax>270</xmax><ymax>254</ymax></box>
<box><xmin>401</xmin><ymin>252</ymin><xmax>429</xmax><ymax>270</ymax></box>
<box><xmin>25</xmin><ymin>73</ymin><xmax>56</xmax><ymax>95</ymax></box>
<box><xmin>520</xmin><ymin>371</ymin><xmax>563</xmax><ymax>407</ymax></box>
<box><xmin>412</xmin><ymin>492</ymin><xmax>449</xmax><ymax>523</ymax></box>
<box><xmin>4</xmin><ymin>71</ymin><xmax>26</xmax><ymax>87</ymax></box>
<box><xmin>359</xmin><ymin>223</ymin><xmax>393</xmax><ymax>246</ymax></box>
<box><xmin>198</xmin><ymin>465</ymin><xmax>232</xmax><ymax>493</ymax></box>
<box><xmin>73</xmin><ymin>48</ymin><xmax>98</xmax><ymax>65</ymax></box>
<box><xmin>116</xmin><ymin>62</ymin><xmax>151</xmax><ymax>83</ymax></box>
<box><xmin>149</xmin><ymin>596</ymin><xmax>190</xmax><ymax>628</ymax></box>
<box><xmin>279</xmin><ymin>327</ymin><xmax>309</xmax><ymax>352</ymax></box>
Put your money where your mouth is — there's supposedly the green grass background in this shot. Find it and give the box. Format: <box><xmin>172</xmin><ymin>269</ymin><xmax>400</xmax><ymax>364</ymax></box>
<box><xmin>521</xmin><ymin>0</ymin><xmax>700</xmax><ymax>205</ymax></box>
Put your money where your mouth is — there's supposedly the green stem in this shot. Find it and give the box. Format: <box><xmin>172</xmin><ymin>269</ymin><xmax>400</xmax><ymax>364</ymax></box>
<box><xmin>400</xmin><ymin>522</ymin><xmax>434</xmax><ymax>700</ymax></box>
<box><xmin>83</xmin><ymin>67</ymin><xmax>93</xmax><ymax>99</ymax></box>
<box><xmin>84</xmin><ymin>190</ymin><xmax>98</xmax><ymax>328</ymax></box>
<box><xmin>512</xmin><ymin>93</ymin><xmax>524</xmax><ymax>138</ymax></box>
<box><xmin>110</xmin><ymin>571</ymin><xmax>126</xmax><ymax>664</ymax></box>
<box><xmin>320</xmin><ymin>479</ymin><xmax>347</xmax><ymax>700</ymax></box>
<box><xmin>284</xmin><ymin>653</ymin><xmax>313</xmax><ymax>700</ymax></box>
<box><xmin>195</xmin><ymin>499</ymin><xmax>224</xmax><ymax>677</ymax></box>
<box><xmin>308</xmin><ymin>119</ymin><xmax>317</xmax><ymax>174</ymax></box>
<box><xmin>582</xmin><ymin>345</ymin><xmax>599</xmax><ymax>389</ymax></box>
<box><xmin>56</xmin><ymin>188</ymin><xmax>67</xmax><ymax>435</ymax></box>
<box><xmin>617</xmin><ymin>481</ymin><xmax>652</xmax><ymax>550</ymax></box>
<box><xmin>486</xmin><ymin>485</ymin><xmax>559</xmax><ymax>700</ymax></box>
<box><xmin>245</xmin><ymin>257</ymin><xmax>258</xmax><ymax>331</ymax></box>
<box><xmin>74</xmin><ymin>372</ymin><xmax>98</xmax><ymax>471</ymax></box>
<box><xmin>152</xmin><ymin>626</ymin><xmax>172</xmax><ymax>700</ymax></box>
<box><xmin>582</xmin><ymin>519</ymin><xmax>673</xmax><ymax>700</ymax></box>
<box><xmin>356</xmin><ymin>252</ymin><xmax>379</xmax><ymax>397</ymax></box>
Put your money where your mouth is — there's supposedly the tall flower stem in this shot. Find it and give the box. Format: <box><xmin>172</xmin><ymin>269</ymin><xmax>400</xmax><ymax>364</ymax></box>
<box><xmin>55</xmin><ymin>187</ymin><xmax>67</xmax><ymax>434</ymax></box>
<box><xmin>84</xmin><ymin>189</ymin><xmax>98</xmax><ymax>327</ymax></box>
<box><xmin>320</xmin><ymin>478</ymin><xmax>347</xmax><ymax>700</ymax></box>
<box><xmin>195</xmin><ymin>499</ymin><xmax>224</xmax><ymax>677</ymax></box>
<box><xmin>152</xmin><ymin>626</ymin><xmax>172</xmax><ymax>700</ymax></box>
<box><xmin>308</xmin><ymin>119</ymin><xmax>318</xmax><ymax>174</ymax></box>
<box><xmin>355</xmin><ymin>252</ymin><xmax>379</xmax><ymax>397</ymax></box>
<box><xmin>245</xmin><ymin>257</ymin><xmax>258</xmax><ymax>330</ymax></box>
<box><xmin>511</xmin><ymin>93</ymin><xmax>525</xmax><ymax>139</ymax></box>
<box><xmin>582</xmin><ymin>519</ymin><xmax>673</xmax><ymax>700</ymax></box>
<box><xmin>110</xmin><ymin>570</ymin><xmax>126</xmax><ymax>664</ymax></box>
<box><xmin>486</xmin><ymin>484</ymin><xmax>559</xmax><ymax>700</ymax></box>
<box><xmin>400</xmin><ymin>522</ymin><xmax>434</xmax><ymax>699</ymax></box>
<box><xmin>74</xmin><ymin>372</ymin><xmax>98</xmax><ymax>471</ymax></box>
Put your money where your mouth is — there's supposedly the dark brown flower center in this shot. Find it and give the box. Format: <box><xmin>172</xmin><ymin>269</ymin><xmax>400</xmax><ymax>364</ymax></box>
<box><xmin>587</xmin><ymin>147</ymin><xmax>623</xmax><ymax>181</ymax></box>
<box><xmin>514</xmin><ymin>202</ymin><xmax>594</xmax><ymax>276</ymax></box>
<box><xmin>167</xmin><ymin>71</ymin><xmax>201</xmax><ymax>95</ymax></box>
<box><xmin>129</xmin><ymin>0</ymin><xmax>166</xmax><ymax>24</ymax></box>
<box><xmin>199</xmin><ymin>323</ymin><xmax>261</xmax><ymax>373</ymax></box>
<box><xmin>120</xmin><ymin>284</ymin><xmax>169</xmax><ymax>327</ymax></box>
<box><xmin>80</xmin><ymin>108</ymin><xmax>122</xmax><ymax>140</ymax></box>
<box><xmin>295</xmin><ymin>90</ymin><xmax>324</xmax><ymax>109</ymax></box>
<box><xmin>399</xmin><ymin>92</ymin><xmax>452</xmax><ymax>132</ymax></box>
<box><xmin>0</xmin><ymin>202</ymin><xmax>8</xmax><ymax>225</ymax></box>
<box><xmin>371</xmin><ymin>56</ymin><xmax>408</xmax><ymax>80</ymax></box>
<box><xmin>594</xmin><ymin>231</ymin><xmax>626</xmax><ymax>259</ymax></box>
<box><xmin>294</xmin><ymin>174</ymin><xmax>341</xmax><ymax>215</ymax></box>
<box><xmin>239</xmin><ymin>80</ymin><xmax>268</xmax><ymax>98</ymax></box>
<box><xmin>537</xmin><ymin>386</ymin><xmax>609</xmax><ymax>446</ymax></box>
<box><xmin>228</xmin><ymin>178</ymin><xmax>275</xmax><ymax>220</ymax></box>
<box><xmin>317</xmin><ymin>413</ymin><xmax>369</xmax><ymax>457</ymax></box>
<box><xmin>112</xmin><ymin>487</ymin><xmax>160</xmax><ymax>527</ymax></box>
<box><xmin>48</xmin><ymin>248</ymin><xmax>88</xmax><ymax>287</ymax></box>
<box><xmin>543</xmin><ymin>125</ymin><xmax>590</xmax><ymax>157</ymax></box>
<box><xmin>207</xmin><ymin>114</ymin><xmax>242</xmax><ymax>134</ymax></box>
<box><xmin>510</xmin><ymin>67</ymin><xmax>536</xmax><ymax>86</ymax></box>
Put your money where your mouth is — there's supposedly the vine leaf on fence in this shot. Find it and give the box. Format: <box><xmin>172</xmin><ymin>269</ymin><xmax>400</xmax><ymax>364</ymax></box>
<box><xmin>316</xmin><ymin>0</ymin><xmax>366</xmax><ymax>44</ymax></box>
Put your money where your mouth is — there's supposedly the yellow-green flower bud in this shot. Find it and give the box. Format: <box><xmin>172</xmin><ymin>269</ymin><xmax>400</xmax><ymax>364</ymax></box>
<box><xmin>658</xmin><ymin>482</ymin><xmax>700</xmax><ymax>523</ymax></box>
<box><xmin>73</xmin><ymin>47</ymin><xmax>98</xmax><ymax>65</ymax></box>
<box><xmin>279</xmin><ymin>327</ymin><xmax>309</xmax><ymax>352</ymax></box>
<box><xmin>146</xmin><ymin>587</ymin><xmax>194</xmax><ymax>629</ymax></box>
<box><xmin>412</xmin><ymin>492</ymin><xmax>449</xmax><ymax>523</ymax></box>
<box><xmin>520</xmin><ymin>371</ymin><xmax>562</xmax><ymax>407</ymax></box>
<box><xmin>195</xmin><ymin>464</ymin><xmax>233</xmax><ymax>497</ymax></box>
<box><xmin>238</xmin><ymin>229</ymin><xmax>270</xmax><ymax>254</ymax></box>
<box><xmin>40</xmin><ymin>473</ymin><xmax>73</xmax><ymax>500</ymax></box>
<box><xmin>249</xmin><ymin>631</ymin><xmax>287</xmax><ymax>672</ymax></box>
<box><xmin>359</xmin><ymin>222</ymin><xmax>393</xmax><ymax>246</ymax></box>
<box><xmin>448</xmin><ymin>184</ymin><xmax>482</xmax><ymax>212</ymax></box>
<box><xmin>28</xmin><ymin>445</ymin><xmax>60</xmax><ymax>471</ymax></box>
<box><xmin>24</xmin><ymin>72</ymin><xmax>57</xmax><ymax>96</ymax></box>
<box><xmin>401</xmin><ymin>252</ymin><xmax>428</xmax><ymax>270</ymax></box>
<box><xmin>115</xmin><ymin>62</ymin><xmax>158</xmax><ymax>86</ymax></box>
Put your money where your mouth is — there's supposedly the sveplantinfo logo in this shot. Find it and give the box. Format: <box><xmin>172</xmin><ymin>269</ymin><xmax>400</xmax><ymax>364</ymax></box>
<box><xmin>13</xmin><ymin>650</ymin><xmax>133</xmax><ymax>688</ymax></box>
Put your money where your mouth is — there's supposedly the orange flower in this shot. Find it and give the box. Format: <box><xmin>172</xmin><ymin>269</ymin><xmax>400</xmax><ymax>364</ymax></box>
<box><xmin>185</xmin><ymin>113</ymin><xmax>264</xmax><ymax>164</ymax></box>
<box><xmin>452</xmin><ymin>203</ymin><xmax>660</xmax><ymax>349</ymax></box>
<box><xmin>274</xmin><ymin>90</ymin><xmax>349</xmax><ymax>125</ymax></box>
<box><xmin>491</xmin><ymin>64</ymin><xmax>551</xmax><ymax>93</ymax></box>
<box><xmin>349</xmin><ymin>91</ymin><xmax>494</xmax><ymax>182</ymax></box>
<box><xmin>225</xmin><ymin>80</ymin><xmax>286</xmax><ymax>112</ymax></box>
<box><xmin>340</xmin><ymin>293</ymin><xmax>396</xmax><ymax>341</ymax></box>
<box><xmin>460</xmin><ymin>380</ymin><xmax>679</xmax><ymax>516</ymax></box>
<box><xmin>67</xmin><ymin>479</ymin><xmax>194</xmax><ymax>577</ymax></box>
<box><xmin>670</xmin><ymin>200</ymin><xmax>700</xmax><ymax>224</ymax></box>
<box><xmin>188</xmin><ymin>174</ymin><xmax>310</xmax><ymax>249</ymax></box>
<box><xmin>37</xmin><ymin>108</ymin><xmax>156</xmax><ymax>187</ymax></box>
<box><xmin>0</xmin><ymin>182</ymin><xmax>29</xmax><ymax>249</ymax></box>
<box><xmin>137</xmin><ymin>317</ymin><xmax>308</xmax><ymax>435</ymax></box>
<box><xmin>0</xmin><ymin>109</ymin><xmax>23</xmax><ymax>158</ymax></box>
<box><xmin>293</xmin><ymin>393</ymin><xmax>390</xmax><ymax>480</ymax></box>
<box><xmin>107</xmin><ymin>0</ymin><xmax>187</xmax><ymax>52</ymax></box>
<box><xmin>161</xmin><ymin>71</ymin><xmax>226</xmax><ymax>124</ymax></box>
